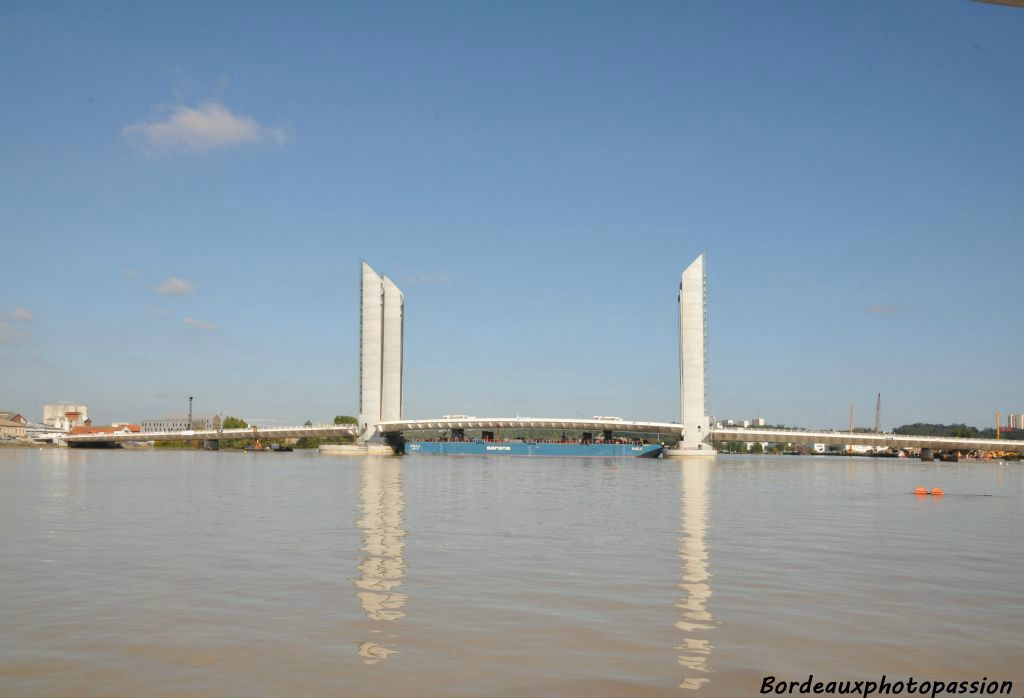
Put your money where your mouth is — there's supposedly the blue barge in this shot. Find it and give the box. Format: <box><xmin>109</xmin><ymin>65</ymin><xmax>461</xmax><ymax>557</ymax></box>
<box><xmin>405</xmin><ymin>441</ymin><xmax>663</xmax><ymax>458</ymax></box>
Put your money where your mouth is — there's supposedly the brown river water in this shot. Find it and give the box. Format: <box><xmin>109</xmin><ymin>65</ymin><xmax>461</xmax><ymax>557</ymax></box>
<box><xmin>1</xmin><ymin>449</ymin><xmax>1021</xmax><ymax>697</ymax></box>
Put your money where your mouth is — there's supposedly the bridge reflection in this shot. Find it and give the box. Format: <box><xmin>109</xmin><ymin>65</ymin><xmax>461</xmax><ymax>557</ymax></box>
<box><xmin>677</xmin><ymin>461</ymin><xmax>715</xmax><ymax>690</ymax></box>
<box><xmin>353</xmin><ymin>458</ymin><xmax>407</xmax><ymax>664</ymax></box>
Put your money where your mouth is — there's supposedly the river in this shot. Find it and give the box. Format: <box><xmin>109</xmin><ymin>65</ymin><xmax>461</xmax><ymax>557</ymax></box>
<box><xmin>1</xmin><ymin>449</ymin><xmax>1021</xmax><ymax>696</ymax></box>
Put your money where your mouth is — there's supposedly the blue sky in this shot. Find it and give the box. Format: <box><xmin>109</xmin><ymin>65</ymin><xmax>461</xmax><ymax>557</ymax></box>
<box><xmin>1</xmin><ymin>1</ymin><xmax>1021</xmax><ymax>429</ymax></box>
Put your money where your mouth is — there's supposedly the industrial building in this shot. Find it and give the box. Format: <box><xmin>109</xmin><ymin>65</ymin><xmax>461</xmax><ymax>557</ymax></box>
<box><xmin>140</xmin><ymin>414</ymin><xmax>222</xmax><ymax>433</ymax></box>
<box><xmin>42</xmin><ymin>404</ymin><xmax>89</xmax><ymax>431</ymax></box>
<box><xmin>70</xmin><ymin>424</ymin><xmax>142</xmax><ymax>436</ymax></box>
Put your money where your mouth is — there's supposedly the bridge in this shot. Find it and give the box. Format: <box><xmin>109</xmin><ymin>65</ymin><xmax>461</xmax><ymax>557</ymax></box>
<box><xmin>66</xmin><ymin>424</ymin><xmax>356</xmax><ymax>447</ymax></box>
<box><xmin>65</xmin><ymin>418</ymin><xmax>1024</xmax><ymax>455</ymax></box>
<box><xmin>377</xmin><ymin>417</ymin><xmax>682</xmax><ymax>437</ymax></box>
<box><xmin>709</xmin><ymin>427</ymin><xmax>1024</xmax><ymax>454</ymax></box>
<box><xmin>64</xmin><ymin>258</ymin><xmax>1022</xmax><ymax>458</ymax></box>
<box><xmin>376</xmin><ymin>420</ymin><xmax>1024</xmax><ymax>453</ymax></box>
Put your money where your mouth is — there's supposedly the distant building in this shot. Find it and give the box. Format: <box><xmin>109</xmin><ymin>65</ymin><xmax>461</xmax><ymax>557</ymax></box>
<box><xmin>0</xmin><ymin>411</ymin><xmax>28</xmax><ymax>425</ymax></box>
<box><xmin>70</xmin><ymin>424</ymin><xmax>141</xmax><ymax>435</ymax></box>
<box><xmin>140</xmin><ymin>414</ymin><xmax>223</xmax><ymax>433</ymax></box>
<box><xmin>0</xmin><ymin>418</ymin><xmax>28</xmax><ymax>440</ymax></box>
<box><xmin>1009</xmin><ymin>414</ymin><xmax>1024</xmax><ymax>430</ymax></box>
<box><xmin>43</xmin><ymin>404</ymin><xmax>89</xmax><ymax>431</ymax></box>
<box><xmin>752</xmin><ymin>417</ymin><xmax>766</xmax><ymax>427</ymax></box>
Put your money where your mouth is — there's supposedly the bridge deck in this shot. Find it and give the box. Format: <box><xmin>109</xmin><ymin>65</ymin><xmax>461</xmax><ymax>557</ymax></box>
<box><xmin>63</xmin><ymin>419</ymin><xmax>1024</xmax><ymax>453</ymax></box>
<box><xmin>65</xmin><ymin>425</ymin><xmax>357</xmax><ymax>444</ymax></box>
<box><xmin>377</xmin><ymin>417</ymin><xmax>683</xmax><ymax>436</ymax></box>
<box><xmin>711</xmin><ymin>427</ymin><xmax>1024</xmax><ymax>453</ymax></box>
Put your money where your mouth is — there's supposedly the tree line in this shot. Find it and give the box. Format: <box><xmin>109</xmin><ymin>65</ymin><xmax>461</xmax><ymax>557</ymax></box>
<box><xmin>894</xmin><ymin>423</ymin><xmax>1024</xmax><ymax>441</ymax></box>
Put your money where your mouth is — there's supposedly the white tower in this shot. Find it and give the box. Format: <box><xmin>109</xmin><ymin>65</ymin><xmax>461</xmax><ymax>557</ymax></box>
<box><xmin>380</xmin><ymin>276</ymin><xmax>404</xmax><ymax>422</ymax></box>
<box><xmin>359</xmin><ymin>262</ymin><xmax>404</xmax><ymax>441</ymax></box>
<box><xmin>673</xmin><ymin>253</ymin><xmax>715</xmax><ymax>456</ymax></box>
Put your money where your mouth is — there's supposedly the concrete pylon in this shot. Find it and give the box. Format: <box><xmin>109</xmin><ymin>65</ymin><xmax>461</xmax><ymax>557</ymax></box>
<box><xmin>666</xmin><ymin>254</ymin><xmax>716</xmax><ymax>458</ymax></box>
<box><xmin>358</xmin><ymin>262</ymin><xmax>404</xmax><ymax>442</ymax></box>
<box><xmin>380</xmin><ymin>276</ymin><xmax>404</xmax><ymax>423</ymax></box>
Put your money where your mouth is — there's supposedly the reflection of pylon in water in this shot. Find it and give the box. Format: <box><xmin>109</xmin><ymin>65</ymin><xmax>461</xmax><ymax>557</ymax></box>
<box><xmin>357</xmin><ymin>641</ymin><xmax>397</xmax><ymax>665</ymax></box>
<box><xmin>677</xmin><ymin>461</ymin><xmax>714</xmax><ymax>691</ymax></box>
<box><xmin>355</xmin><ymin>461</ymin><xmax>407</xmax><ymax>664</ymax></box>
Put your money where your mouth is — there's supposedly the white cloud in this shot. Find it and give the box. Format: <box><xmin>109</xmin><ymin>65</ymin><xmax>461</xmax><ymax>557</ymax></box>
<box><xmin>0</xmin><ymin>322</ymin><xmax>28</xmax><ymax>344</ymax></box>
<box><xmin>184</xmin><ymin>317</ymin><xmax>217</xmax><ymax>332</ymax></box>
<box><xmin>12</xmin><ymin>307</ymin><xmax>32</xmax><ymax>321</ymax></box>
<box><xmin>123</xmin><ymin>102</ymin><xmax>288</xmax><ymax>154</ymax></box>
<box><xmin>154</xmin><ymin>277</ymin><xmax>194</xmax><ymax>295</ymax></box>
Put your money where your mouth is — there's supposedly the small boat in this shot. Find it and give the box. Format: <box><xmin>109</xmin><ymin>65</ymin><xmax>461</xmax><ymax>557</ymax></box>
<box><xmin>244</xmin><ymin>442</ymin><xmax>293</xmax><ymax>453</ymax></box>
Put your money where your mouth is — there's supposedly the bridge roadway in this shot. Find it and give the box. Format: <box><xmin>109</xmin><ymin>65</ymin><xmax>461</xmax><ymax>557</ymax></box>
<box><xmin>64</xmin><ymin>418</ymin><xmax>1024</xmax><ymax>453</ymax></box>
<box><xmin>376</xmin><ymin>417</ymin><xmax>684</xmax><ymax>436</ymax></box>
<box><xmin>710</xmin><ymin>427</ymin><xmax>1024</xmax><ymax>453</ymax></box>
<box><xmin>64</xmin><ymin>424</ymin><xmax>357</xmax><ymax>445</ymax></box>
<box><xmin>379</xmin><ymin>418</ymin><xmax>1024</xmax><ymax>452</ymax></box>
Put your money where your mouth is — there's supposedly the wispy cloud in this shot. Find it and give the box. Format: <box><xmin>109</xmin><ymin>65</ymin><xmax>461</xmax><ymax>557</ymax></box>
<box><xmin>154</xmin><ymin>277</ymin><xmax>194</xmax><ymax>295</ymax></box>
<box><xmin>0</xmin><ymin>322</ymin><xmax>28</xmax><ymax>344</ymax></box>
<box><xmin>122</xmin><ymin>101</ymin><xmax>288</xmax><ymax>155</ymax></box>
<box><xmin>11</xmin><ymin>307</ymin><xmax>32</xmax><ymax>321</ymax></box>
<box><xmin>184</xmin><ymin>317</ymin><xmax>217</xmax><ymax>332</ymax></box>
<box><xmin>866</xmin><ymin>304</ymin><xmax>899</xmax><ymax>314</ymax></box>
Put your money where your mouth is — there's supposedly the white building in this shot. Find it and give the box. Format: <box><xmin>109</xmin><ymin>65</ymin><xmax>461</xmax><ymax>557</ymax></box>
<box><xmin>1009</xmin><ymin>414</ymin><xmax>1024</xmax><ymax>430</ymax></box>
<box><xmin>43</xmin><ymin>404</ymin><xmax>89</xmax><ymax>431</ymax></box>
<box><xmin>752</xmin><ymin>417</ymin><xmax>766</xmax><ymax>427</ymax></box>
<box><xmin>140</xmin><ymin>414</ymin><xmax>222</xmax><ymax>433</ymax></box>
<box><xmin>359</xmin><ymin>262</ymin><xmax>404</xmax><ymax>440</ymax></box>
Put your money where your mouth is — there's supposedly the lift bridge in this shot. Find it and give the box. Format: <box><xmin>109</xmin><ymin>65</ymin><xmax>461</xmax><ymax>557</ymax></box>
<box><xmin>66</xmin><ymin>259</ymin><xmax>1024</xmax><ymax>458</ymax></box>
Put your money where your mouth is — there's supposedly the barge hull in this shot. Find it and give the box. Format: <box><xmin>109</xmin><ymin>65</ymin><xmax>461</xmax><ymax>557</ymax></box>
<box><xmin>405</xmin><ymin>442</ymin><xmax>663</xmax><ymax>458</ymax></box>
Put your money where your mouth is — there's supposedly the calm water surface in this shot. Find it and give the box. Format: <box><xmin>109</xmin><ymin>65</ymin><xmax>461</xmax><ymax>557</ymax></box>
<box><xmin>1</xmin><ymin>449</ymin><xmax>1021</xmax><ymax>697</ymax></box>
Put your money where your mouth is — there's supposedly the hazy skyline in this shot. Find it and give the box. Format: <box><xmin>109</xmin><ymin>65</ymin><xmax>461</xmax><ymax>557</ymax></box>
<box><xmin>2</xmin><ymin>1</ymin><xmax>1022</xmax><ymax>429</ymax></box>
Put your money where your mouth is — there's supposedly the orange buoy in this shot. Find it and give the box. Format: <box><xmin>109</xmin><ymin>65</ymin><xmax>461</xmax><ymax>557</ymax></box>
<box><xmin>931</xmin><ymin>487</ymin><xmax>944</xmax><ymax>496</ymax></box>
<box><xmin>914</xmin><ymin>486</ymin><xmax>928</xmax><ymax>495</ymax></box>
